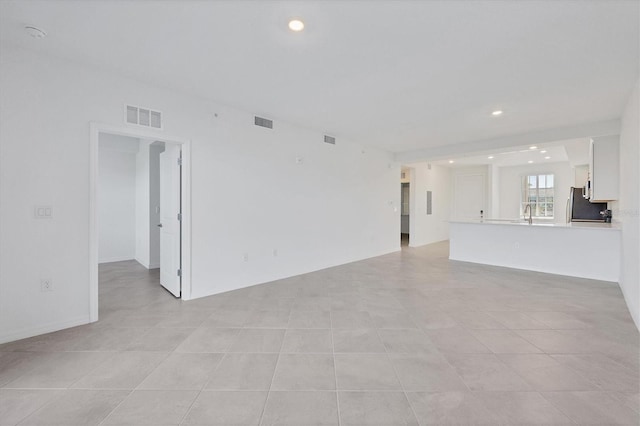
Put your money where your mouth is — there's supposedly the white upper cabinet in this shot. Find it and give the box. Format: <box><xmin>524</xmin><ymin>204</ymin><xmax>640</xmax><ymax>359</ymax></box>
<box><xmin>589</xmin><ymin>135</ymin><xmax>619</xmax><ymax>202</ymax></box>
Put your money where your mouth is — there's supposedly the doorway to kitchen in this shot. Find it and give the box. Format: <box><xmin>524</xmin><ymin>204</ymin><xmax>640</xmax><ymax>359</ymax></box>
<box><xmin>401</xmin><ymin>167</ymin><xmax>411</xmax><ymax>246</ymax></box>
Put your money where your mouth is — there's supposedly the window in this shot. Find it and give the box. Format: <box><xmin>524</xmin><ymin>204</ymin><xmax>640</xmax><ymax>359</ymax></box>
<box><xmin>521</xmin><ymin>174</ymin><xmax>554</xmax><ymax>218</ymax></box>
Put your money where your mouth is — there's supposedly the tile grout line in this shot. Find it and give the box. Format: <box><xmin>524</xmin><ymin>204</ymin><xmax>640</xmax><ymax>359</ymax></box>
<box><xmin>536</xmin><ymin>391</ymin><xmax>580</xmax><ymax>425</ymax></box>
<box><xmin>96</xmin><ymin>388</ymin><xmax>134</xmax><ymax>426</ymax></box>
<box><xmin>176</xmin><ymin>352</ymin><xmax>226</xmax><ymax>426</ymax></box>
<box><xmin>256</xmin><ymin>309</ymin><xmax>290</xmax><ymax>426</ymax></box>
<box><xmin>372</xmin><ymin>317</ymin><xmax>421</xmax><ymax>425</ymax></box>
<box><xmin>330</xmin><ymin>310</ymin><xmax>342</xmax><ymax>426</ymax></box>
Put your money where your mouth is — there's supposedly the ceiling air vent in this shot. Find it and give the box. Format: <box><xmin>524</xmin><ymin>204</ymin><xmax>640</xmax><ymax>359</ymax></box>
<box><xmin>125</xmin><ymin>105</ymin><xmax>162</xmax><ymax>129</ymax></box>
<box><xmin>324</xmin><ymin>135</ymin><xmax>336</xmax><ymax>145</ymax></box>
<box><xmin>254</xmin><ymin>116</ymin><xmax>273</xmax><ymax>129</ymax></box>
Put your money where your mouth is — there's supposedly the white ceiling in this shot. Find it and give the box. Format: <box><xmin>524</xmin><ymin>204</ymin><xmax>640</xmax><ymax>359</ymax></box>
<box><xmin>1</xmin><ymin>1</ymin><xmax>638</xmax><ymax>154</ymax></box>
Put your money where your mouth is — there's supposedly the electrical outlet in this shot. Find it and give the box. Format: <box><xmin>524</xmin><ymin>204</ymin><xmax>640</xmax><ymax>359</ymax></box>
<box><xmin>243</xmin><ymin>253</ymin><xmax>249</xmax><ymax>262</ymax></box>
<box><xmin>41</xmin><ymin>279</ymin><xmax>52</xmax><ymax>292</ymax></box>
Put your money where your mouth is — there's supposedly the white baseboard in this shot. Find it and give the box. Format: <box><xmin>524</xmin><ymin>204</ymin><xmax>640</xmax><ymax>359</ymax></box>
<box><xmin>0</xmin><ymin>315</ymin><xmax>91</xmax><ymax>345</ymax></box>
<box><xmin>99</xmin><ymin>256</ymin><xmax>135</xmax><ymax>264</ymax></box>
<box><xmin>188</xmin><ymin>246</ymin><xmax>401</xmax><ymax>300</ymax></box>
<box><xmin>619</xmin><ymin>279</ymin><xmax>640</xmax><ymax>332</ymax></box>
<box><xmin>134</xmin><ymin>257</ymin><xmax>149</xmax><ymax>269</ymax></box>
<box><xmin>134</xmin><ymin>258</ymin><xmax>159</xmax><ymax>270</ymax></box>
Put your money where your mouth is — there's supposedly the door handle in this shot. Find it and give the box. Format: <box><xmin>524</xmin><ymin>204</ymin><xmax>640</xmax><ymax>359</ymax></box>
<box><xmin>157</xmin><ymin>223</ymin><xmax>163</xmax><ymax>228</ymax></box>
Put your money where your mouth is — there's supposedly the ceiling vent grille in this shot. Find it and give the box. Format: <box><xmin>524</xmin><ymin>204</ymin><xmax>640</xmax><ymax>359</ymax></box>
<box><xmin>126</xmin><ymin>105</ymin><xmax>162</xmax><ymax>129</ymax></box>
<box><xmin>324</xmin><ymin>135</ymin><xmax>336</xmax><ymax>145</ymax></box>
<box><xmin>254</xmin><ymin>116</ymin><xmax>273</xmax><ymax>129</ymax></box>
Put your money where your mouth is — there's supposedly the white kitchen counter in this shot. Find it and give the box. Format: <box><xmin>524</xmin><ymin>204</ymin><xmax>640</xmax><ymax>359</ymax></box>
<box><xmin>449</xmin><ymin>220</ymin><xmax>620</xmax><ymax>282</ymax></box>
<box><xmin>453</xmin><ymin>219</ymin><xmax>620</xmax><ymax>230</ymax></box>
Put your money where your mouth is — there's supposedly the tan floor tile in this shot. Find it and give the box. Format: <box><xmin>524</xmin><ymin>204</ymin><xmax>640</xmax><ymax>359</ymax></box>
<box><xmin>261</xmin><ymin>391</ymin><xmax>339</xmax><ymax>426</ymax></box>
<box><xmin>338</xmin><ymin>391</ymin><xmax>418</xmax><ymax>426</ymax></box>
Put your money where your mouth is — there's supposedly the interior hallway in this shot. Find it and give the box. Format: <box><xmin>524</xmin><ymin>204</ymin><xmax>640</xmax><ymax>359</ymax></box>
<box><xmin>0</xmin><ymin>242</ymin><xmax>638</xmax><ymax>425</ymax></box>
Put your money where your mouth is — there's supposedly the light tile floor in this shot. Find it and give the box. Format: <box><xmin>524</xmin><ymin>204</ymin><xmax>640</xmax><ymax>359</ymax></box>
<box><xmin>1</xmin><ymin>241</ymin><xmax>638</xmax><ymax>425</ymax></box>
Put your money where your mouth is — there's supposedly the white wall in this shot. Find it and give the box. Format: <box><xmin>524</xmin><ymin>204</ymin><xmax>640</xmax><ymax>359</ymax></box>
<box><xmin>613</xmin><ymin>78</ymin><xmax>639</xmax><ymax>330</ymax></box>
<box><xmin>0</xmin><ymin>46</ymin><xmax>399</xmax><ymax>343</ymax></box>
<box><xmin>408</xmin><ymin>164</ymin><xmax>451</xmax><ymax>246</ymax></box>
<box><xmin>135</xmin><ymin>140</ymin><xmax>151</xmax><ymax>268</ymax></box>
<box><xmin>488</xmin><ymin>164</ymin><xmax>500</xmax><ymax>219</ymax></box>
<box><xmin>98</xmin><ymin>134</ymin><xmax>138</xmax><ymax>263</ymax></box>
<box><xmin>498</xmin><ymin>162</ymin><xmax>573</xmax><ymax>223</ymax></box>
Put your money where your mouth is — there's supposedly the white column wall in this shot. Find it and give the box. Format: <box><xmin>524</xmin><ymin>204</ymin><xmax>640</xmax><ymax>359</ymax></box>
<box><xmin>408</xmin><ymin>164</ymin><xmax>451</xmax><ymax>247</ymax></box>
<box><xmin>613</xmin><ymin>78</ymin><xmax>639</xmax><ymax>330</ymax></box>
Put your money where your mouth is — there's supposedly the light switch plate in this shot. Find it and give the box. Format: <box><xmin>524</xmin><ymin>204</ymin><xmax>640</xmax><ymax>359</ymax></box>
<box><xmin>34</xmin><ymin>206</ymin><xmax>53</xmax><ymax>219</ymax></box>
<box><xmin>41</xmin><ymin>279</ymin><xmax>52</xmax><ymax>292</ymax></box>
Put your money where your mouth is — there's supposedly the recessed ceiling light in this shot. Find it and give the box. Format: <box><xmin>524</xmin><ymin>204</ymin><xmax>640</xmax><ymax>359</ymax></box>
<box><xmin>288</xmin><ymin>19</ymin><xmax>305</xmax><ymax>32</ymax></box>
<box><xmin>488</xmin><ymin>156</ymin><xmax>494</xmax><ymax>159</ymax></box>
<box><xmin>25</xmin><ymin>26</ymin><xmax>46</xmax><ymax>39</ymax></box>
<box><xmin>529</xmin><ymin>146</ymin><xmax>538</xmax><ymax>150</ymax></box>
<box><xmin>448</xmin><ymin>160</ymin><xmax>454</xmax><ymax>164</ymax></box>
<box><xmin>540</xmin><ymin>150</ymin><xmax>547</xmax><ymax>154</ymax></box>
<box><xmin>491</xmin><ymin>110</ymin><xmax>503</xmax><ymax>116</ymax></box>
<box><xmin>528</xmin><ymin>160</ymin><xmax>534</xmax><ymax>163</ymax></box>
<box><xmin>545</xmin><ymin>156</ymin><xmax>551</xmax><ymax>159</ymax></box>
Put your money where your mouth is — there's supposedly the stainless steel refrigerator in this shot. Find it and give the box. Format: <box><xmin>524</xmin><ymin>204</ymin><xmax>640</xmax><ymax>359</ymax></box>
<box><xmin>567</xmin><ymin>187</ymin><xmax>607</xmax><ymax>222</ymax></box>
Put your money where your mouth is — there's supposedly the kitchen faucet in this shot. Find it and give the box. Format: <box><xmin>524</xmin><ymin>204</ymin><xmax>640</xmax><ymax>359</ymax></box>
<box><xmin>523</xmin><ymin>204</ymin><xmax>533</xmax><ymax>224</ymax></box>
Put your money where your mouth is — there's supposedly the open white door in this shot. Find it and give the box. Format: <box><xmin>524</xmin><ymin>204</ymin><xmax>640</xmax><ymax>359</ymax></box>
<box><xmin>159</xmin><ymin>144</ymin><xmax>181</xmax><ymax>297</ymax></box>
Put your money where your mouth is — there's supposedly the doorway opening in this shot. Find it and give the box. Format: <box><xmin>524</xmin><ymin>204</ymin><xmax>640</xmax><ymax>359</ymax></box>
<box><xmin>401</xmin><ymin>167</ymin><xmax>411</xmax><ymax>247</ymax></box>
<box><xmin>89</xmin><ymin>123</ymin><xmax>191</xmax><ymax>323</ymax></box>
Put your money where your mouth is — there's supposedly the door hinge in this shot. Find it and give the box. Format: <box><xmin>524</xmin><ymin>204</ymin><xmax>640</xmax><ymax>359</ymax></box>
<box><xmin>177</xmin><ymin>269</ymin><xmax>182</xmax><ymax>277</ymax></box>
<box><xmin>177</xmin><ymin>213</ymin><xmax>182</xmax><ymax>221</ymax></box>
<box><xmin>177</xmin><ymin>157</ymin><xmax>182</xmax><ymax>166</ymax></box>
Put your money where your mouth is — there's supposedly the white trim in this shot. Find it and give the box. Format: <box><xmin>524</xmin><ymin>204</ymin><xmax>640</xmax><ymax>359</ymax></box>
<box><xmin>99</xmin><ymin>256</ymin><xmax>136</xmax><ymax>264</ymax></box>
<box><xmin>90</xmin><ymin>122</ymin><xmax>192</xmax><ymax>323</ymax></box>
<box><xmin>0</xmin><ymin>316</ymin><xmax>90</xmax><ymax>345</ymax></box>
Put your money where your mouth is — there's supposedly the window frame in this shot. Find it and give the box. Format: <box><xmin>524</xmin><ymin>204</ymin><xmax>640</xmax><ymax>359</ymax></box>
<box><xmin>521</xmin><ymin>173</ymin><xmax>555</xmax><ymax>219</ymax></box>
